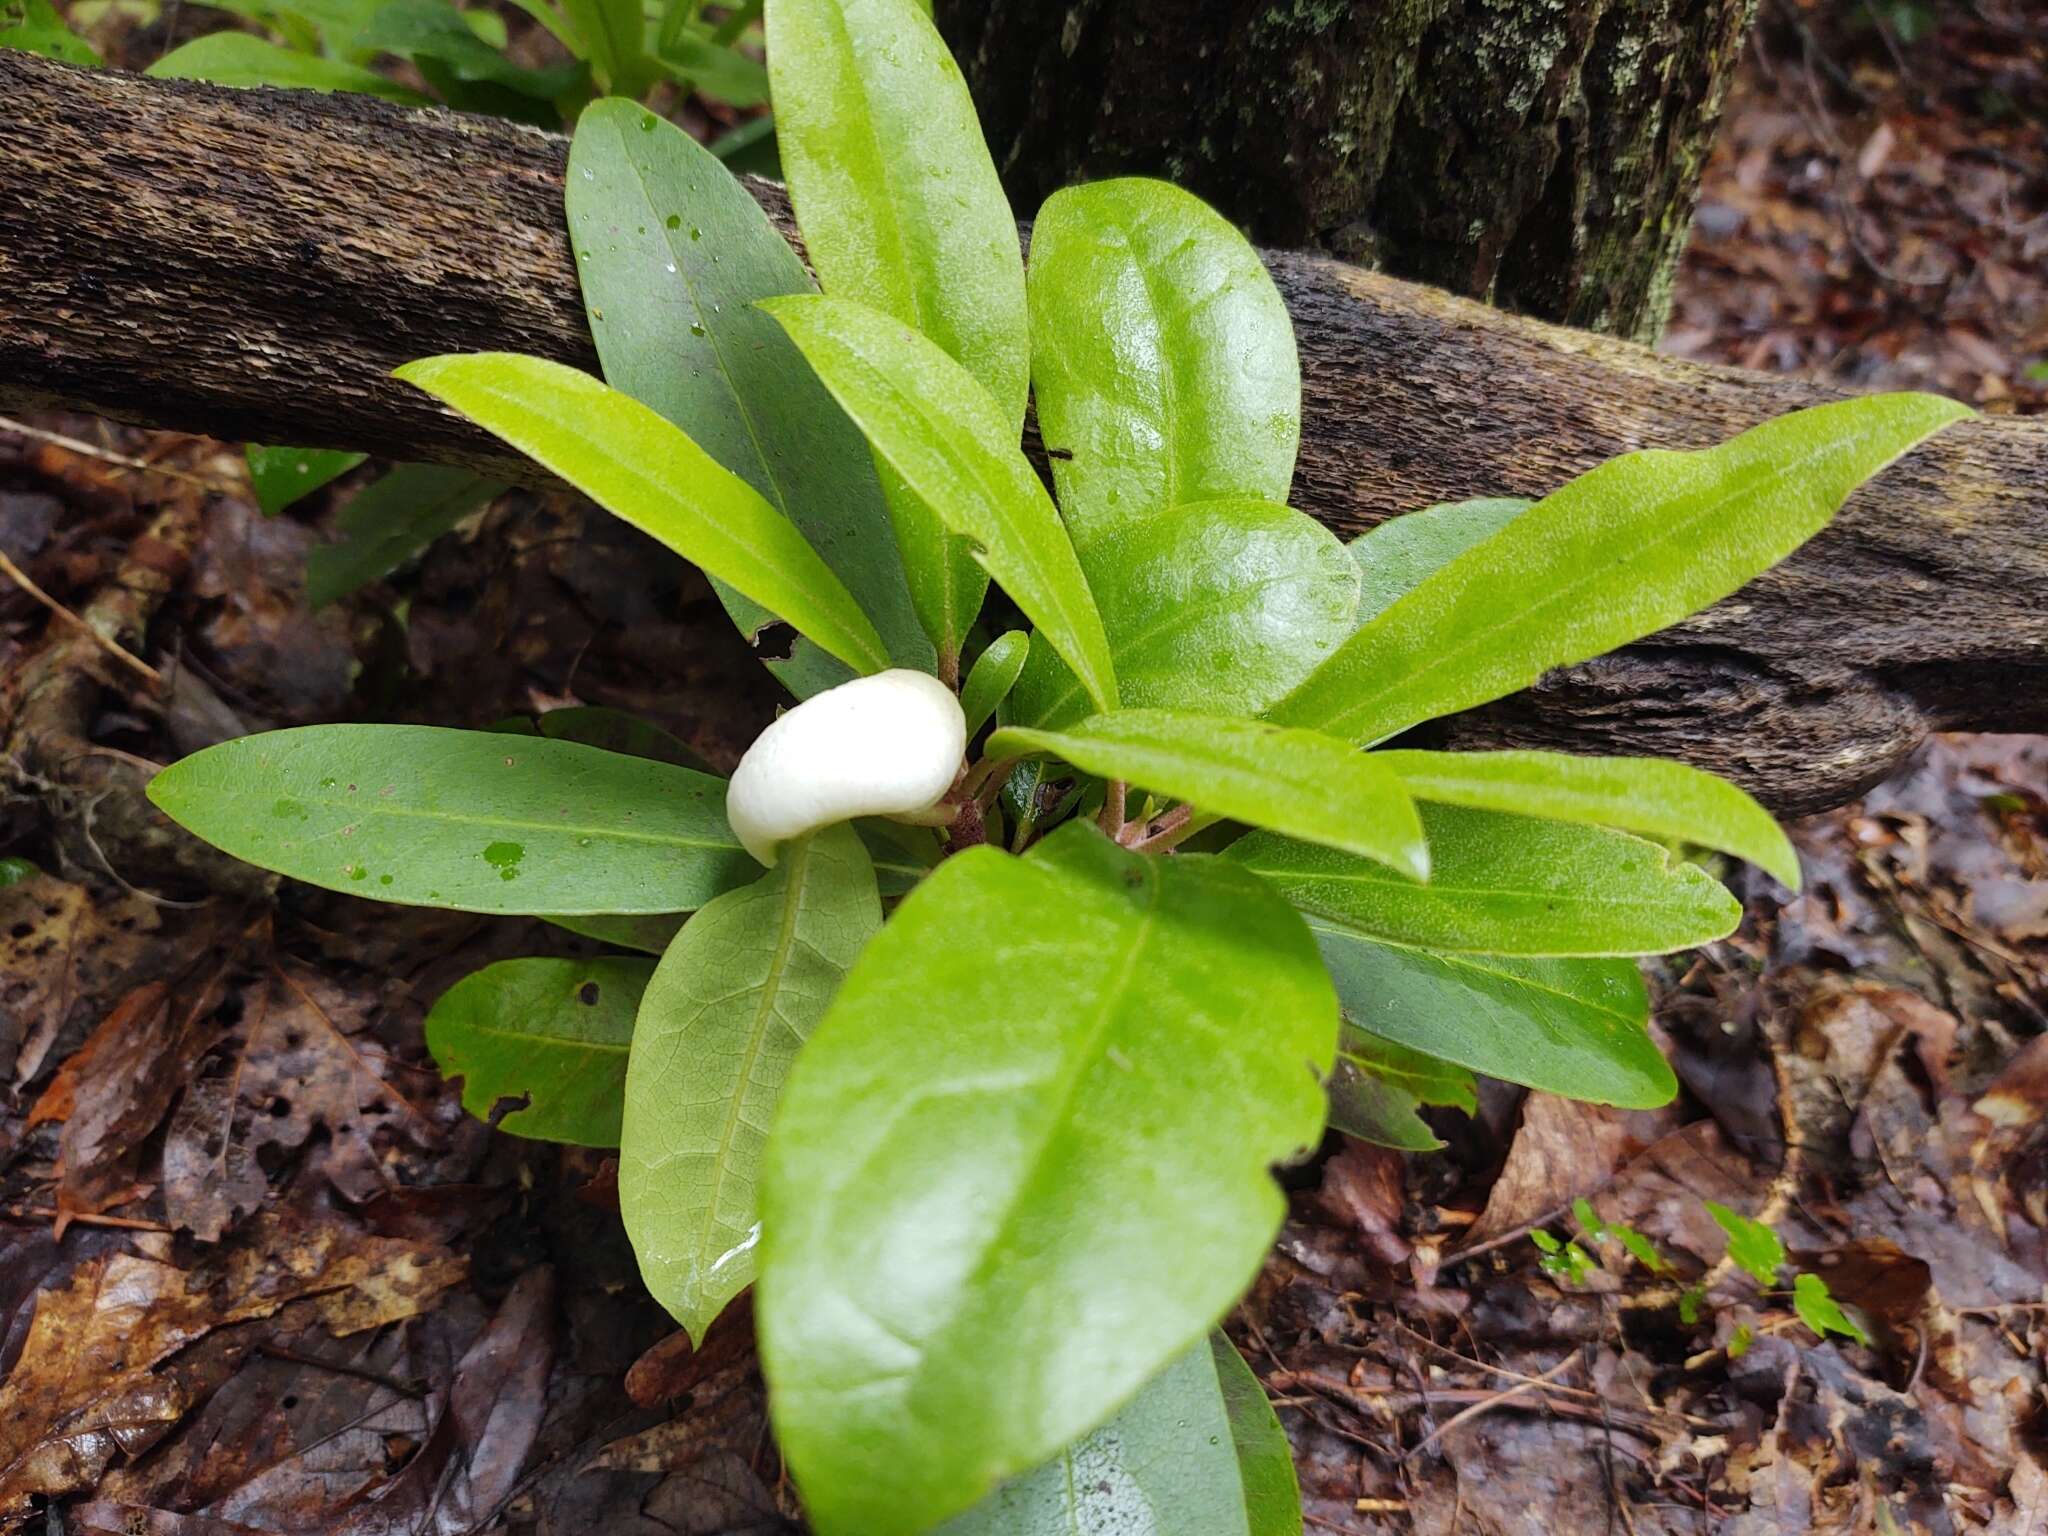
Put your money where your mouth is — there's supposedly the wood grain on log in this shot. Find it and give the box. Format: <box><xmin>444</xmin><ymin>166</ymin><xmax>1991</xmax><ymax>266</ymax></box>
<box><xmin>2</xmin><ymin>52</ymin><xmax>2042</xmax><ymax>814</ymax></box>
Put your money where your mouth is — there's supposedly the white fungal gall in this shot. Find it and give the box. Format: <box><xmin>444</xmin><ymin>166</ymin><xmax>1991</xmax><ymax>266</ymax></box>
<box><xmin>726</xmin><ymin>669</ymin><xmax>967</xmax><ymax>867</ymax></box>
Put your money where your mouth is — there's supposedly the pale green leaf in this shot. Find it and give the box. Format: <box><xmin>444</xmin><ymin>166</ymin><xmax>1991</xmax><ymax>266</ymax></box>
<box><xmin>1707</xmin><ymin>1202</ymin><xmax>1786</xmax><ymax>1286</ymax></box>
<box><xmin>305</xmin><ymin>463</ymin><xmax>505</xmax><ymax>609</ymax></box>
<box><xmin>1273</xmin><ymin>394</ymin><xmax>1973</xmax><ymax>743</ymax></box>
<box><xmin>763</xmin><ymin>295</ymin><xmax>1118</xmax><ymax>708</ymax></box>
<box><xmin>1007</xmin><ymin>497</ymin><xmax>1358</xmax><ymax>731</ymax></box>
<box><xmin>396</xmin><ymin>352</ymin><xmax>891</xmax><ymax>676</ymax></box>
<box><xmin>621</xmin><ymin>825</ymin><xmax>879</xmax><ymax>1344</ymax></box>
<box><xmin>1349</xmin><ymin>497</ymin><xmax>1530</xmax><ymax>628</ymax></box>
<box><xmin>1027</xmin><ymin>178</ymin><xmax>1299</xmax><ymax>547</ymax></box>
<box><xmin>0</xmin><ymin>0</ymin><xmax>101</xmax><ymax>63</ymax></box>
<box><xmin>1793</xmin><ymin>1272</ymin><xmax>1871</xmax><ymax>1345</ymax></box>
<box><xmin>426</xmin><ymin>956</ymin><xmax>649</xmax><ymax>1145</ymax></box>
<box><xmin>1377</xmin><ymin>748</ymin><xmax>1800</xmax><ymax>889</ymax></box>
<box><xmin>960</xmin><ymin>630</ymin><xmax>1029</xmax><ymax>736</ymax></box>
<box><xmin>1310</xmin><ymin>920</ymin><xmax>1674</xmax><ymax>1107</ymax></box>
<box><xmin>147</xmin><ymin>724</ymin><xmax>753</xmax><ymax>915</ymax></box>
<box><xmin>566</xmin><ymin>101</ymin><xmax>928</xmax><ymax>692</ymax></box>
<box><xmin>990</xmin><ymin>709</ymin><xmax>1426</xmax><ymax>879</ymax></box>
<box><xmin>146</xmin><ymin>32</ymin><xmax>430</xmax><ymax>98</ymax></box>
<box><xmin>1229</xmin><ymin>803</ymin><xmax>1740</xmax><ymax>956</ymax></box>
<box><xmin>758</xmin><ymin>823</ymin><xmax>1337</xmax><ymax>1536</ymax></box>
<box><xmin>246</xmin><ymin>445</ymin><xmax>366</xmax><ymax>518</ymax></box>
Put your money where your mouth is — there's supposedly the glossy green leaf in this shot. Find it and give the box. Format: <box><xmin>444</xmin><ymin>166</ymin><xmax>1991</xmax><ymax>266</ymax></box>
<box><xmin>1007</xmin><ymin>497</ymin><xmax>1359</xmax><ymax>732</ymax></box>
<box><xmin>960</xmin><ymin>631</ymin><xmax>1029</xmax><ymax>736</ymax></box>
<box><xmin>1273</xmin><ymin>394</ymin><xmax>1973</xmax><ymax>743</ymax></box>
<box><xmin>358</xmin><ymin>0</ymin><xmax>585</xmax><ymax>99</ymax></box>
<box><xmin>397</xmin><ymin>352</ymin><xmax>891</xmax><ymax>676</ymax></box>
<box><xmin>546</xmin><ymin>911</ymin><xmax>686</xmax><ymax>953</ymax></box>
<box><xmin>1328</xmin><ymin>1023</ymin><xmax>1476</xmax><ymax>1151</ymax></box>
<box><xmin>147</xmin><ymin>724</ymin><xmax>753</xmax><ymax>915</ymax></box>
<box><xmin>1309</xmin><ymin>920</ymin><xmax>1674</xmax><ymax>1107</ymax></box>
<box><xmin>426</xmin><ymin>956</ymin><xmax>649</xmax><ymax>1145</ymax></box>
<box><xmin>246</xmin><ymin>445</ymin><xmax>366</xmax><ymax>518</ymax></box>
<box><xmin>758</xmin><ymin>823</ymin><xmax>1337</xmax><ymax>1536</ymax></box>
<box><xmin>1378</xmin><ymin>749</ymin><xmax>1799</xmax><ymax>889</ymax></box>
<box><xmin>1706</xmin><ymin>1202</ymin><xmax>1786</xmax><ymax>1285</ymax></box>
<box><xmin>938</xmin><ymin>1332</ymin><xmax>1294</xmax><ymax>1536</ymax></box>
<box><xmin>1229</xmin><ymin>803</ymin><xmax>1740</xmax><ymax>956</ymax></box>
<box><xmin>622</xmin><ymin>825</ymin><xmax>878</xmax><ymax>1344</ymax></box>
<box><xmin>1793</xmin><ymin>1272</ymin><xmax>1870</xmax><ymax>1345</ymax></box>
<box><xmin>566</xmin><ymin>101</ymin><xmax>927</xmax><ymax>692</ymax></box>
<box><xmin>146</xmin><ymin>32</ymin><xmax>430</xmax><ymax>99</ymax></box>
<box><xmin>990</xmin><ymin>710</ymin><xmax>1426</xmax><ymax>879</ymax></box>
<box><xmin>767</xmin><ymin>0</ymin><xmax>1028</xmax><ymax>662</ymax></box>
<box><xmin>305</xmin><ymin>463</ymin><xmax>504</xmax><ymax>609</ymax></box>
<box><xmin>764</xmin><ymin>296</ymin><xmax>1118</xmax><ymax>709</ymax></box>
<box><xmin>1027</xmin><ymin>178</ymin><xmax>1300</xmax><ymax>547</ymax></box>
<box><xmin>1349</xmin><ymin>497</ymin><xmax>1530</xmax><ymax>628</ymax></box>
<box><xmin>0</xmin><ymin>0</ymin><xmax>100</xmax><ymax>63</ymax></box>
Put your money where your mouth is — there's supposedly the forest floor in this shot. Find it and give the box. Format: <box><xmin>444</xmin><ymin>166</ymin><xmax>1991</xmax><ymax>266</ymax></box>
<box><xmin>2</xmin><ymin>1</ymin><xmax>2045</xmax><ymax>1532</ymax></box>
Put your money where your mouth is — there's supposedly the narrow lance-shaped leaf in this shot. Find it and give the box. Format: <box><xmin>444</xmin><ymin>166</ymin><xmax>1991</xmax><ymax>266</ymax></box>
<box><xmin>1212</xmin><ymin>1332</ymin><xmax>1305</xmax><ymax>1536</ymax></box>
<box><xmin>305</xmin><ymin>463</ymin><xmax>505</xmax><ymax>610</ymax></box>
<box><xmin>426</xmin><ymin>956</ymin><xmax>650</xmax><ymax>1146</ymax></box>
<box><xmin>397</xmin><ymin>353</ymin><xmax>891</xmax><ymax>677</ymax></box>
<box><xmin>767</xmin><ymin>0</ymin><xmax>1029</xmax><ymax>662</ymax></box>
<box><xmin>146</xmin><ymin>32</ymin><xmax>432</xmax><ymax>100</ymax></box>
<box><xmin>1228</xmin><ymin>803</ymin><xmax>1739</xmax><ymax>957</ymax></box>
<box><xmin>989</xmin><ymin>710</ymin><xmax>1426</xmax><ymax>880</ymax></box>
<box><xmin>1327</xmin><ymin>1023</ymin><xmax>1477</xmax><ymax>1152</ymax></box>
<box><xmin>566</xmin><ymin>101</ymin><xmax>929</xmax><ymax>693</ymax></box>
<box><xmin>1309</xmin><ymin>919</ymin><xmax>1675</xmax><ymax>1108</ymax></box>
<box><xmin>147</xmin><ymin>725</ymin><xmax>755</xmax><ymax>915</ymax></box>
<box><xmin>621</xmin><ymin>825</ymin><xmax>879</xmax><ymax>1344</ymax></box>
<box><xmin>1348</xmin><ymin>497</ymin><xmax>1530</xmax><ymax>629</ymax></box>
<box><xmin>758</xmin><ymin>823</ymin><xmax>1337</xmax><ymax>1536</ymax></box>
<box><xmin>960</xmin><ymin>630</ymin><xmax>1029</xmax><ymax>736</ymax></box>
<box><xmin>1027</xmin><ymin>178</ymin><xmax>1301</xmax><ymax>548</ymax></box>
<box><xmin>1273</xmin><ymin>394</ymin><xmax>1972</xmax><ymax>744</ymax></box>
<box><xmin>1376</xmin><ymin>748</ymin><xmax>1800</xmax><ymax>889</ymax></box>
<box><xmin>763</xmin><ymin>295</ymin><xmax>1119</xmax><ymax>710</ymax></box>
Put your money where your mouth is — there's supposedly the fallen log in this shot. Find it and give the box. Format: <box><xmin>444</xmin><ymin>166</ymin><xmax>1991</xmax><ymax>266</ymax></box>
<box><xmin>3</xmin><ymin>51</ymin><xmax>2043</xmax><ymax>814</ymax></box>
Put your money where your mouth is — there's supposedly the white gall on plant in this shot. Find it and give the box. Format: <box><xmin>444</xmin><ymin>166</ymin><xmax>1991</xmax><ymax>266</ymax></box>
<box><xmin>726</xmin><ymin>669</ymin><xmax>967</xmax><ymax>866</ymax></box>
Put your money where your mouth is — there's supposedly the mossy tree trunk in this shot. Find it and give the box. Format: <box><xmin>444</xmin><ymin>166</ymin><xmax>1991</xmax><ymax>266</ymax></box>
<box><xmin>934</xmin><ymin>0</ymin><xmax>1755</xmax><ymax>341</ymax></box>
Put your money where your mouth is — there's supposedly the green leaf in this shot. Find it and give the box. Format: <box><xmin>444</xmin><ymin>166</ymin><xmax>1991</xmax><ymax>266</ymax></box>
<box><xmin>1006</xmin><ymin>497</ymin><xmax>1359</xmax><ymax>732</ymax></box>
<box><xmin>758</xmin><ymin>823</ymin><xmax>1337</xmax><ymax>1536</ymax></box>
<box><xmin>1349</xmin><ymin>497</ymin><xmax>1531</xmax><ymax>628</ymax></box>
<box><xmin>1793</xmin><ymin>1272</ymin><xmax>1870</xmax><ymax>1345</ymax></box>
<box><xmin>938</xmin><ymin>1333</ymin><xmax>1295</xmax><ymax>1536</ymax></box>
<box><xmin>1305</xmin><ymin>919</ymin><xmax>1674</xmax><ymax>1107</ymax></box>
<box><xmin>767</xmin><ymin>0</ymin><xmax>1028</xmax><ymax>662</ymax></box>
<box><xmin>557</xmin><ymin>0</ymin><xmax>644</xmax><ymax>91</ymax></box>
<box><xmin>1706</xmin><ymin>1202</ymin><xmax>1786</xmax><ymax>1286</ymax></box>
<box><xmin>621</xmin><ymin>825</ymin><xmax>878</xmax><ymax>1344</ymax></box>
<box><xmin>0</xmin><ymin>0</ymin><xmax>99</xmax><ymax>68</ymax></box>
<box><xmin>1026</xmin><ymin>178</ymin><xmax>1300</xmax><ymax>548</ymax></box>
<box><xmin>990</xmin><ymin>710</ymin><xmax>1426</xmax><ymax>879</ymax></box>
<box><xmin>1212</xmin><ymin>1333</ymin><xmax>1303</xmax><ymax>1536</ymax></box>
<box><xmin>533</xmin><ymin>705</ymin><xmax>710</xmax><ymax>770</ymax></box>
<box><xmin>545</xmin><ymin>911</ymin><xmax>686</xmax><ymax>953</ymax></box>
<box><xmin>857</xmin><ymin>818</ymin><xmax>942</xmax><ymax>897</ymax></box>
<box><xmin>566</xmin><ymin>101</ymin><xmax>927</xmax><ymax>693</ymax></box>
<box><xmin>396</xmin><ymin>352</ymin><xmax>891</xmax><ymax>677</ymax></box>
<box><xmin>1229</xmin><ymin>803</ymin><xmax>1740</xmax><ymax>956</ymax></box>
<box><xmin>426</xmin><ymin>956</ymin><xmax>649</xmax><ymax>1145</ymax></box>
<box><xmin>146</xmin><ymin>32</ymin><xmax>430</xmax><ymax>98</ymax></box>
<box><xmin>305</xmin><ymin>463</ymin><xmax>504</xmax><ymax>609</ymax></box>
<box><xmin>960</xmin><ymin>630</ymin><xmax>1029</xmax><ymax>736</ymax></box>
<box><xmin>147</xmin><ymin>724</ymin><xmax>754</xmax><ymax>915</ymax></box>
<box><xmin>651</xmin><ymin>24</ymin><xmax>768</xmax><ymax>105</ymax></box>
<box><xmin>763</xmin><ymin>295</ymin><xmax>1118</xmax><ymax>709</ymax></box>
<box><xmin>246</xmin><ymin>445</ymin><xmax>367</xmax><ymax>518</ymax></box>
<box><xmin>358</xmin><ymin>0</ymin><xmax>585</xmax><ymax>98</ymax></box>
<box><xmin>1272</xmin><ymin>394</ymin><xmax>1973</xmax><ymax>744</ymax></box>
<box><xmin>1377</xmin><ymin>749</ymin><xmax>1800</xmax><ymax>890</ymax></box>
<box><xmin>1331</xmin><ymin>1021</ymin><xmax>1477</xmax><ymax>1153</ymax></box>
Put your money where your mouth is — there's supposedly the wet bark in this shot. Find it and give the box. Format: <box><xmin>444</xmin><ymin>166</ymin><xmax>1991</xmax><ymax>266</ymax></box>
<box><xmin>934</xmin><ymin>0</ymin><xmax>1756</xmax><ymax>340</ymax></box>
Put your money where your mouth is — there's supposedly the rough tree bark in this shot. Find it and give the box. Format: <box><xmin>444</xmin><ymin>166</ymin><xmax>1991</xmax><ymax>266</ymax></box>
<box><xmin>3</xmin><ymin>53</ymin><xmax>2044</xmax><ymax>815</ymax></box>
<box><xmin>934</xmin><ymin>0</ymin><xmax>1756</xmax><ymax>340</ymax></box>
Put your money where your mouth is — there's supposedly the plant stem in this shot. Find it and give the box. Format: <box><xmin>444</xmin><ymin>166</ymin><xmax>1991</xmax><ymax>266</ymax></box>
<box><xmin>1124</xmin><ymin>803</ymin><xmax>1197</xmax><ymax>853</ymax></box>
<box><xmin>1098</xmin><ymin>779</ymin><xmax>1127</xmax><ymax>837</ymax></box>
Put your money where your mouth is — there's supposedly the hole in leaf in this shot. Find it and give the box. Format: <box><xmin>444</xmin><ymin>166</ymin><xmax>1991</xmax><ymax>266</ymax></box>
<box><xmin>751</xmin><ymin>621</ymin><xmax>798</xmax><ymax>663</ymax></box>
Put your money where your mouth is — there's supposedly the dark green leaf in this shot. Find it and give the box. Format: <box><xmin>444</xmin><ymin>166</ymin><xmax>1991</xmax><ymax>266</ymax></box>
<box><xmin>1349</xmin><ymin>497</ymin><xmax>1530</xmax><ymax>628</ymax></box>
<box><xmin>1307</xmin><ymin>920</ymin><xmax>1675</xmax><ymax>1107</ymax></box>
<box><xmin>1330</xmin><ymin>1023</ymin><xmax>1476</xmax><ymax>1150</ymax></box>
<box><xmin>1229</xmin><ymin>804</ymin><xmax>1740</xmax><ymax>956</ymax></box>
<box><xmin>960</xmin><ymin>631</ymin><xmax>1029</xmax><ymax>736</ymax></box>
<box><xmin>246</xmin><ymin>445</ymin><xmax>367</xmax><ymax>518</ymax></box>
<box><xmin>1212</xmin><ymin>1332</ymin><xmax>1303</xmax><ymax>1536</ymax></box>
<box><xmin>535</xmin><ymin>705</ymin><xmax>710</xmax><ymax>770</ymax></box>
<box><xmin>1273</xmin><ymin>394</ymin><xmax>1973</xmax><ymax>744</ymax></box>
<box><xmin>1027</xmin><ymin>179</ymin><xmax>1299</xmax><ymax>547</ymax></box>
<box><xmin>358</xmin><ymin>0</ymin><xmax>585</xmax><ymax>99</ymax></box>
<box><xmin>426</xmin><ymin>956</ymin><xmax>649</xmax><ymax>1145</ymax></box>
<box><xmin>758</xmin><ymin>823</ymin><xmax>1337</xmax><ymax>1535</ymax></box>
<box><xmin>566</xmin><ymin>101</ymin><xmax>927</xmax><ymax>691</ymax></box>
<box><xmin>544</xmin><ymin>911</ymin><xmax>687</xmax><ymax>953</ymax></box>
<box><xmin>146</xmin><ymin>32</ymin><xmax>430</xmax><ymax>98</ymax></box>
<box><xmin>147</xmin><ymin>724</ymin><xmax>753</xmax><ymax>915</ymax></box>
<box><xmin>397</xmin><ymin>353</ymin><xmax>892</xmax><ymax>676</ymax></box>
<box><xmin>622</xmin><ymin>825</ymin><xmax>878</xmax><ymax>1343</ymax></box>
<box><xmin>305</xmin><ymin>463</ymin><xmax>504</xmax><ymax>608</ymax></box>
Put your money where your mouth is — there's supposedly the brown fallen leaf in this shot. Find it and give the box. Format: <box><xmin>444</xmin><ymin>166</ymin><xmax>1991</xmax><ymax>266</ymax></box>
<box><xmin>1</xmin><ymin>870</ymin><xmax>168</xmax><ymax>1090</ymax></box>
<box><xmin>1316</xmin><ymin>1139</ymin><xmax>1411</xmax><ymax>1268</ymax></box>
<box><xmin>626</xmin><ymin>1294</ymin><xmax>755</xmax><ymax>1408</ymax></box>
<box><xmin>1463</xmin><ymin>1093</ymin><xmax>1682</xmax><ymax>1250</ymax></box>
